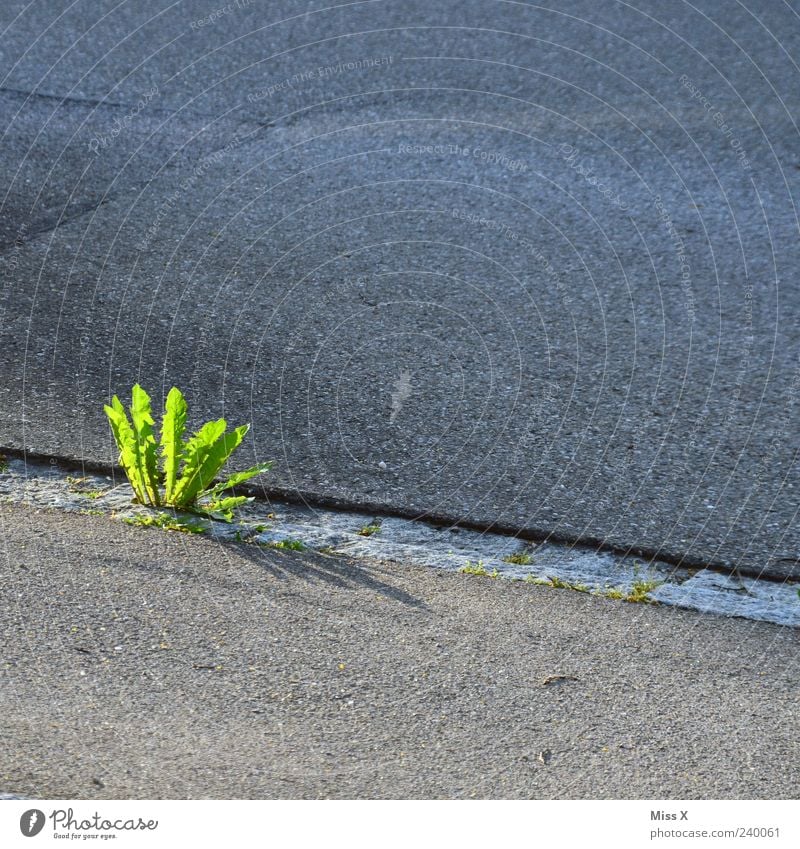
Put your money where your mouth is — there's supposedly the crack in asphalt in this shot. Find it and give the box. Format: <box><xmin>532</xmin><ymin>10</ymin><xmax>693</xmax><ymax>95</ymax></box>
<box><xmin>1</xmin><ymin>445</ymin><xmax>798</xmax><ymax>631</ymax></box>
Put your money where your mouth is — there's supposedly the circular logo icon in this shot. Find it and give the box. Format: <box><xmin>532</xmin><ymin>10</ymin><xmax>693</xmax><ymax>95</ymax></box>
<box><xmin>20</xmin><ymin>809</ymin><xmax>45</xmax><ymax>837</ymax></box>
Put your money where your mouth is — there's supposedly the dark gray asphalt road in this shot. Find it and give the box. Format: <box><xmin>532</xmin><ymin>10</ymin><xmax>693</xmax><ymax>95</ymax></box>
<box><xmin>1</xmin><ymin>503</ymin><xmax>797</xmax><ymax>799</ymax></box>
<box><xmin>2</xmin><ymin>1</ymin><xmax>800</xmax><ymax>575</ymax></box>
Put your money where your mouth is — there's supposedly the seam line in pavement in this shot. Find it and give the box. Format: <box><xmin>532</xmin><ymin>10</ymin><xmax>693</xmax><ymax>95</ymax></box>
<box><xmin>0</xmin><ymin>444</ymin><xmax>791</xmax><ymax>584</ymax></box>
<box><xmin>1</xmin><ymin>447</ymin><xmax>798</xmax><ymax>628</ymax></box>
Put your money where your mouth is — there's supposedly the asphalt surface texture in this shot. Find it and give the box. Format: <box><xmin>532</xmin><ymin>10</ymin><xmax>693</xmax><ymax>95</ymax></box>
<box><xmin>0</xmin><ymin>503</ymin><xmax>797</xmax><ymax>799</ymax></box>
<box><xmin>1</xmin><ymin>1</ymin><xmax>800</xmax><ymax>578</ymax></box>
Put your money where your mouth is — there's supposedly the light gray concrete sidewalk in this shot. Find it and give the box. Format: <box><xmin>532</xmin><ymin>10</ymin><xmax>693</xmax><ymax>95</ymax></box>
<box><xmin>0</xmin><ymin>503</ymin><xmax>796</xmax><ymax>799</ymax></box>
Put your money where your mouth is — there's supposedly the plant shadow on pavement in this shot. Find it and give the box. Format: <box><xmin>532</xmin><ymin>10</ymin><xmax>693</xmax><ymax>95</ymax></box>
<box><xmin>229</xmin><ymin>542</ymin><xmax>426</xmax><ymax>609</ymax></box>
<box><xmin>75</xmin><ymin>508</ymin><xmax>425</xmax><ymax>607</ymax></box>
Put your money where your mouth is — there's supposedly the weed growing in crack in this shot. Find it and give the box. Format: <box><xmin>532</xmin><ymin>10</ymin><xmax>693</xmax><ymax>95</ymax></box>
<box><xmin>545</xmin><ymin>575</ymin><xmax>590</xmax><ymax>592</ymax></box>
<box><xmin>104</xmin><ymin>384</ymin><xmax>270</xmax><ymax>521</ymax></box>
<box><xmin>626</xmin><ymin>578</ymin><xmax>663</xmax><ymax>603</ymax></box>
<box><xmin>596</xmin><ymin>577</ymin><xmax>663</xmax><ymax>604</ymax></box>
<box><xmin>503</xmin><ymin>550</ymin><xmax>534</xmax><ymax>566</ymax></box>
<box><xmin>459</xmin><ymin>560</ymin><xmax>499</xmax><ymax>578</ymax></box>
<box><xmin>123</xmin><ymin>512</ymin><xmax>207</xmax><ymax>534</ymax></box>
<box><xmin>260</xmin><ymin>538</ymin><xmax>306</xmax><ymax>551</ymax></box>
<box><xmin>77</xmin><ymin>489</ymin><xmax>105</xmax><ymax>499</ymax></box>
<box><xmin>66</xmin><ymin>476</ymin><xmax>106</xmax><ymax>499</ymax></box>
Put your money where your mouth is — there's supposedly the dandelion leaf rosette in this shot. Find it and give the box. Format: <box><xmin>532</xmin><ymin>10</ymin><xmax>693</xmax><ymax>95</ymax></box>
<box><xmin>104</xmin><ymin>384</ymin><xmax>271</xmax><ymax>520</ymax></box>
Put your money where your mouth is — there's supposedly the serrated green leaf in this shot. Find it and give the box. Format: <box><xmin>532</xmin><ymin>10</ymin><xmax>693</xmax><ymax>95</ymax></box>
<box><xmin>205</xmin><ymin>461</ymin><xmax>273</xmax><ymax>500</ymax></box>
<box><xmin>200</xmin><ymin>495</ymin><xmax>251</xmax><ymax>522</ymax></box>
<box><xmin>104</xmin><ymin>395</ymin><xmax>149</xmax><ymax>504</ymax></box>
<box><xmin>160</xmin><ymin>386</ymin><xmax>187</xmax><ymax>502</ymax></box>
<box><xmin>172</xmin><ymin>421</ymin><xmax>247</xmax><ymax>506</ymax></box>
<box><xmin>128</xmin><ymin>384</ymin><xmax>160</xmax><ymax>506</ymax></box>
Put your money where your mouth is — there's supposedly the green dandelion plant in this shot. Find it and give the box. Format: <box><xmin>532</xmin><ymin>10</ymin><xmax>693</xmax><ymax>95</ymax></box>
<box><xmin>104</xmin><ymin>384</ymin><xmax>271</xmax><ymax>521</ymax></box>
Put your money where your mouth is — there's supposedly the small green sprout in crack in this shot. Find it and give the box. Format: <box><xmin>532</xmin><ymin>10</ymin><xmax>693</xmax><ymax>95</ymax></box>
<box><xmin>78</xmin><ymin>489</ymin><xmax>105</xmax><ymax>500</ymax></box>
<box><xmin>123</xmin><ymin>512</ymin><xmax>207</xmax><ymax>534</ymax></box>
<box><xmin>631</xmin><ymin>558</ymin><xmax>652</xmax><ymax>578</ymax></box>
<box><xmin>598</xmin><ymin>587</ymin><xmax>626</xmax><ymax>600</ymax></box>
<box><xmin>79</xmin><ymin>509</ymin><xmax>104</xmax><ymax>517</ymax></box>
<box><xmin>596</xmin><ymin>578</ymin><xmax>663</xmax><ymax>604</ymax></box>
<box><xmin>230</xmin><ymin>526</ymin><xmax>265</xmax><ymax>544</ymax></box>
<box><xmin>66</xmin><ymin>475</ymin><xmax>106</xmax><ymax>499</ymax></box>
<box><xmin>545</xmin><ymin>575</ymin><xmax>569</xmax><ymax>588</ymax></box>
<box><xmin>260</xmin><ymin>538</ymin><xmax>306</xmax><ymax>552</ymax></box>
<box><xmin>503</xmin><ymin>549</ymin><xmax>534</xmax><ymax>566</ymax></box>
<box><xmin>626</xmin><ymin>578</ymin><xmax>663</xmax><ymax>603</ymax></box>
<box><xmin>524</xmin><ymin>575</ymin><xmax>551</xmax><ymax>585</ymax></box>
<box><xmin>545</xmin><ymin>575</ymin><xmax>590</xmax><ymax>592</ymax></box>
<box><xmin>459</xmin><ymin>560</ymin><xmax>499</xmax><ymax>578</ymax></box>
<box><xmin>0</xmin><ymin>453</ymin><xmax>8</xmax><ymax>473</ymax></box>
<box><xmin>67</xmin><ymin>475</ymin><xmax>108</xmax><ymax>498</ymax></box>
<box><xmin>357</xmin><ymin>522</ymin><xmax>382</xmax><ymax>537</ymax></box>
